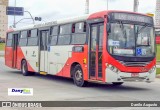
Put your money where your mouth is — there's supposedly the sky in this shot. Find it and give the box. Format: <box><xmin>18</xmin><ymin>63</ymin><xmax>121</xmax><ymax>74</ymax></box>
<box><xmin>8</xmin><ymin>0</ymin><xmax>156</xmax><ymax>28</ymax></box>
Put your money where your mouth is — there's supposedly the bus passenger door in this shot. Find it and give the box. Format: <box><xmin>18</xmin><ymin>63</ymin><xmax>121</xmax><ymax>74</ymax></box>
<box><xmin>89</xmin><ymin>24</ymin><xmax>104</xmax><ymax>80</ymax></box>
<box><xmin>40</xmin><ymin>31</ymin><xmax>49</xmax><ymax>73</ymax></box>
<box><xmin>12</xmin><ymin>33</ymin><xmax>19</xmax><ymax>68</ymax></box>
<box><xmin>5</xmin><ymin>33</ymin><xmax>13</xmax><ymax>68</ymax></box>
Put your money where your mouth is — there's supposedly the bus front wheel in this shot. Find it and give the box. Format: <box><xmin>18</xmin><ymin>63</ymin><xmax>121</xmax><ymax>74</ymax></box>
<box><xmin>73</xmin><ymin>65</ymin><xmax>88</xmax><ymax>87</ymax></box>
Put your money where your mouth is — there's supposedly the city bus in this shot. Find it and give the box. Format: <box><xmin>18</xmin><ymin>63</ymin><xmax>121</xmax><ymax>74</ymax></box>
<box><xmin>5</xmin><ymin>10</ymin><xmax>156</xmax><ymax>87</ymax></box>
<box><xmin>155</xmin><ymin>29</ymin><xmax>160</xmax><ymax>44</ymax></box>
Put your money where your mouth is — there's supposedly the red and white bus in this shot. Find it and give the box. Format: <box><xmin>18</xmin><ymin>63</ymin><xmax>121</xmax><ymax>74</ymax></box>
<box><xmin>5</xmin><ymin>10</ymin><xmax>156</xmax><ymax>87</ymax></box>
<box><xmin>155</xmin><ymin>29</ymin><xmax>160</xmax><ymax>44</ymax></box>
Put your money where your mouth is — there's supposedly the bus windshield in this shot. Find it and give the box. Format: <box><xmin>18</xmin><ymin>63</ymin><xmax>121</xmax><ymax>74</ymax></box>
<box><xmin>108</xmin><ymin>23</ymin><xmax>155</xmax><ymax>57</ymax></box>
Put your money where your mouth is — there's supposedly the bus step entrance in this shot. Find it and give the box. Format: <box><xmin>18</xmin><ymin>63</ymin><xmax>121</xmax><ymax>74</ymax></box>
<box><xmin>40</xmin><ymin>72</ymin><xmax>47</xmax><ymax>75</ymax></box>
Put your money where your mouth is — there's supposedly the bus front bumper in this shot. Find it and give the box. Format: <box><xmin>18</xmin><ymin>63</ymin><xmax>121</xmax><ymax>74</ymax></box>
<box><xmin>105</xmin><ymin>68</ymin><xmax>156</xmax><ymax>83</ymax></box>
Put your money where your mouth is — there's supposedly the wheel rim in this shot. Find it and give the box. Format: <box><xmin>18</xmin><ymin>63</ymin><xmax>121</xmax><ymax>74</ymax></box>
<box><xmin>75</xmin><ymin>70</ymin><xmax>82</xmax><ymax>81</ymax></box>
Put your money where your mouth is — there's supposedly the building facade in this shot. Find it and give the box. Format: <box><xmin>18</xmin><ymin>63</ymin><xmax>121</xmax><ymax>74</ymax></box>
<box><xmin>0</xmin><ymin>0</ymin><xmax>8</xmax><ymax>40</ymax></box>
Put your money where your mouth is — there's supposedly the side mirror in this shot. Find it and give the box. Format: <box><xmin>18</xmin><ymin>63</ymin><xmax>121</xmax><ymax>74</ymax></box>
<box><xmin>107</xmin><ymin>23</ymin><xmax>111</xmax><ymax>33</ymax></box>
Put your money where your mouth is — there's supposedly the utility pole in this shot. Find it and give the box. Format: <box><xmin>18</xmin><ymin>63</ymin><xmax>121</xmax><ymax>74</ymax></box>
<box><xmin>155</xmin><ymin>0</ymin><xmax>160</xmax><ymax>28</ymax></box>
<box><xmin>107</xmin><ymin>0</ymin><xmax>108</xmax><ymax>10</ymax></box>
<box><xmin>13</xmin><ymin>0</ymin><xmax>16</xmax><ymax>28</ymax></box>
<box><xmin>133</xmin><ymin>0</ymin><xmax>139</xmax><ymax>12</ymax></box>
<box><xmin>85</xmin><ymin>0</ymin><xmax>89</xmax><ymax>14</ymax></box>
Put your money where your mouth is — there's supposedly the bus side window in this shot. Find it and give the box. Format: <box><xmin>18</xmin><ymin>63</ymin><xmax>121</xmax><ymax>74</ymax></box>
<box><xmin>99</xmin><ymin>25</ymin><xmax>104</xmax><ymax>51</ymax></box>
<box><xmin>19</xmin><ymin>31</ymin><xmax>28</xmax><ymax>46</ymax></box>
<box><xmin>6</xmin><ymin>33</ymin><xmax>13</xmax><ymax>47</ymax></box>
<box><xmin>20</xmin><ymin>31</ymin><xmax>27</xmax><ymax>38</ymax></box>
<box><xmin>51</xmin><ymin>26</ymin><xmax>59</xmax><ymax>35</ymax></box>
<box><xmin>7</xmin><ymin>33</ymin><xmax>13</xmax><ymax>39</ymax></box>
<box><xmin>28</xmin><ymin>29</ymin><xmax>38</xmax><ymax>46</ymax></box>
<box><xmin>50</xmin><ymin>26</ymin><xmax>59</xmax><ymax>45</ymax></box>
<box><xmin>58</xmin><ymin>24</ymin><xmax>71</xmax><ymax>45</ymax></box>
<box><xmin>71</xmin><ymin>22</ymin><xmax>87</xmax><ymax>45</ymax></box>
<box><xmin>91</xmin><ymin>26</ymin><xmax>97</xmax><ymax>51</ymax></box>
<box><xmin>75</xmin><ymin>22</ymin><xmax>86</xmax><ymax>33</ymax></box>
<box><xmin>30</xmin><ymin>29</ymin><xmax>38</xmax><ymax>37</ymax></box>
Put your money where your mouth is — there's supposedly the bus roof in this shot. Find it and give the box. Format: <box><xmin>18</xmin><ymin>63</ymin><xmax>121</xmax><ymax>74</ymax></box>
<box><xmin>8</xmin><ymin>10</ymin><xmax>151</xmax><ymax>32</ymax></box>
<box><xmin>11</xmin><ymin>14</ymin><xmax>89</xmax><ymax>32</ymax></box>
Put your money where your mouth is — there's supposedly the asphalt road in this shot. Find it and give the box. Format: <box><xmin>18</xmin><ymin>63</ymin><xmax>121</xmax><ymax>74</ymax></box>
<box><xmin>0</xmin><ymin>57</ymin><xmax>160</xmax><ymax>110</ymax></box>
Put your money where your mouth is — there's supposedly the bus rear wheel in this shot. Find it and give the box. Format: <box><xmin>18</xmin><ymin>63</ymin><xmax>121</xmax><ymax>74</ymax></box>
<box><xmin>73</xmin><ymin>65</ymin><xmax>88</xmax><ymax>87</ymax></box>
<box><xmin>21</xmin><ymin>60</ymin><xmax>34</xmax><ymax>76</ymax></box>
<box><xmin>112</xmin><ymin>82</ymin><xmax>124</xmax><ymax>86</ymax></box>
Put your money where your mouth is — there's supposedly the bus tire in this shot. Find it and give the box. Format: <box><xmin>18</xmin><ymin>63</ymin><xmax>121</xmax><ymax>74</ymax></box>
<box><xmin>112</xmin><ymin>82</ymin><xmax>123</xmax><ymax>86</ymax></box>
<box><xmin>73</xmin><ymin>64</ymin><xmax>88</xmax><ymax>87</ymax></box>
<box><xmin>21</xmin><ymin>60</ymin><xmax>29</xmax><ymax>76</ymax></box>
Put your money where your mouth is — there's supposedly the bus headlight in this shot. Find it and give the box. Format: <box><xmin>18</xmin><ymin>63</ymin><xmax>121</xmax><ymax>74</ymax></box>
<box><xmin>106</xmin><ymin>63</ymin><xmax>120</xmax><ymax>73</ymax></box>
<box><xmin>149</xmin><ymin>66</ymin><xmax>156</xmax><ymax>74</ymax></box>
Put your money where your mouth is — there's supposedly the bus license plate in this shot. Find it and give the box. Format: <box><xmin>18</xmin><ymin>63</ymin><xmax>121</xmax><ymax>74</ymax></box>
<box><xmin>131</xmin><ymin>73</ymin><xmax>139</xmax><ymax>77</ymax></box>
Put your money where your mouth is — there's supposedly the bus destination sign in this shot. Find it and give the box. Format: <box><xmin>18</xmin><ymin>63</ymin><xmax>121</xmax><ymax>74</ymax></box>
<box><xmin>111</xmin><ymin>12</ymin><xmax>153</xmax><ymax>24</ymax></box>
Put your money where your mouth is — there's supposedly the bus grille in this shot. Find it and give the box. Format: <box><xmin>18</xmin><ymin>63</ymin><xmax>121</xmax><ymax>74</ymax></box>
<box><xmin>121</xmin><ymin>77</ymin><xmax>146</xmax><ymax>81</ymax></box>
<box><xmin>118</xmin><ymin>61</ymin><xmax>150</xmax><ymax>67</ymax></box>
